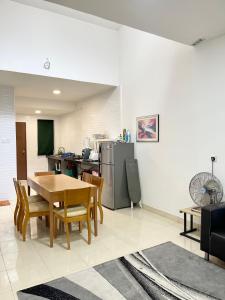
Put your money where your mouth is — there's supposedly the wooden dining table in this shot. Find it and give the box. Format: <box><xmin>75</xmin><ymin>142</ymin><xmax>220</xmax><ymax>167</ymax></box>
<box><xmin>27</xmin><ymin>174</ymin><xmax>98</xmax><ymax>247</ymax></box>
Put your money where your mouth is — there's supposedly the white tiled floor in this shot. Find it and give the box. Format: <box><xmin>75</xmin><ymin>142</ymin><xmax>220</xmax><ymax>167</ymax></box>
<box><xmin>0</xmin><ymin>203</ymin><xmax>205</xmax><ymax>299</ymax></box>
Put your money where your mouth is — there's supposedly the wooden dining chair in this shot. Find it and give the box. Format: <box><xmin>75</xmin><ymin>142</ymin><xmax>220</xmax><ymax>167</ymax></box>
<box><xmin>82</xmin><ymin>172</ymin><xmax>92</xmax><ymax>183</ymax></box>
<box><xmin>34</xmin><ymin>171</ymin><xmax>55</xmax><ymax>176</ymax></box>
<box><xmin>13</xmin><ymin>178</ymin><xmax>20</xmax><ymax>226</ymax></box>
<box><xmin>13</xmin><ymin>178</ymin><xmax>47</xmax><ymax>232</ymax></box>
<box><xmin>82</xmin><ymin>173</ymin><xmax>104</xmax><ymax>224</ymax></box>
<box><xmin>53</xmin><ymin>188</ymin><xmax>92</xmax><ymax>250</ymax></box>
<box><xmin>18</xmin><ymin>182</ymin><xmax>50</xmax><ymax>241</ymax></box>
<box><xmin>90</xmin><ymin>174</ymin><xmax>104</xmax><ymax>224</ymax></box>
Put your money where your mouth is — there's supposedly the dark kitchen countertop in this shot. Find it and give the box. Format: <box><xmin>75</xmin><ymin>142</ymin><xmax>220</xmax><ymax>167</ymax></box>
<box><xmin>66</xmin><ymin>157</ymin><xmax>100</xmax><ymax>166</ymax></box>
<box><xmin>47</xmin><ymin>155</ymin><xmax>100</xmax><ymax>166</ymax></box>
<box><xmin>47</xmin><ymin>155</ymin><xmax>69</xmax><ymax>161</ymax></box>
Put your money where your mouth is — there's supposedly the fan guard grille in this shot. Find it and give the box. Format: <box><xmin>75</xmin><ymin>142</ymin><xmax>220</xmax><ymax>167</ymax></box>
<box><xmin>189</xmin><ymin>172</ymin><xmax>223</xmax><ymax>207</ymax></box>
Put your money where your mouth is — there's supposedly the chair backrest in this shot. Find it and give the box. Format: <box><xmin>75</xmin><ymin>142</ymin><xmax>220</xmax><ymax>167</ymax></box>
<box><xmin>82</xmin><ymin>173</ymin><xmax>104</xmax><ymax>204</ymax></box>
<box><xmin>90</xmin><ymin>175</ymin><xmax>104</xmax><ymax>204</ymax></box>
<box><xmin>13</xmin><ymin>178</ymin><xmax>21</xmax><ymax>206</ymax></box>
<box><xmin>64</xmin><ymin>188</ymin><xmax>91</xmax><ymax>217</ymax></box>
<box><xmin>17</xmin><ymin>182</ymin><xmax>29</xmax><ymax>215</ymax></box>
<box><xmin>90</xmin><ymin>175</ymin><xmax>104</xmax><ymax>192</ymax></box>
<box><xmin>13</xmin><ymin>177</ymin><xmax>17</xmax><ymax>191</ymax></box>
<box><xmin>82</xmin><ymin>172</ymin><xmax>92</xmax><ymax>183</ymax></box>
<box><xmin>34</xmin><ymin>171</ymin><xmax>55</xmax><ymax>177</ymax></box>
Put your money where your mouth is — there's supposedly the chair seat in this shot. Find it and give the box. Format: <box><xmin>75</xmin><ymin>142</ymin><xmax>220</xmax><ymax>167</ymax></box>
<box><xmin>54</xmin><ymin>205</ymin><xmax>87</xmax><ymax>218</ymax></box>
<box><xmin>28</xmin><ymin>195</ymin><xmax>45</xmax><ymax>203</ymax></box>
<box><xmin>29</xmin><ymin>201</ymin><xmax>49</xmax><ymax>213</ymax></box>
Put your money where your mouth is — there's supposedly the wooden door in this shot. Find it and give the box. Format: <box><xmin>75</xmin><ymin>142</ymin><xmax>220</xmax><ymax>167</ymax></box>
<box><xmin>16</xmin><ymin>122</ymin><xmax>27</xmax><ymax>180</ymax></box>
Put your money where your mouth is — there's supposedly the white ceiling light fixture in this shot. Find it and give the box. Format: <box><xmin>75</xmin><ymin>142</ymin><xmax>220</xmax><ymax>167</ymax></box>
<box><xmin>53</xmin><ymin>89</ymin><xmax>61</xmax><ymax>95</ymax></box>
<box><xmin>35</xmin><ymin>110</ymin><xmax>42</xmax><ymax>114</ymax></box>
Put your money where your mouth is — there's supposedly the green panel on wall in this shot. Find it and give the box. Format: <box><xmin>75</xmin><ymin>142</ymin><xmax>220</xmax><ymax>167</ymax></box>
<box><xmin>38</xmin><ymin>120</ymin><xmax>54</xmax><ymax>156</ymax></box>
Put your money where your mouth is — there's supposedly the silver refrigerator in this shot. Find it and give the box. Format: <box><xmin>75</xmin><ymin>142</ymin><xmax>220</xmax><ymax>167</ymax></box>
<box><xmin>99</xmin><ymin>141</ymin><xmax>134</xmax><ymax>210</ymax></box>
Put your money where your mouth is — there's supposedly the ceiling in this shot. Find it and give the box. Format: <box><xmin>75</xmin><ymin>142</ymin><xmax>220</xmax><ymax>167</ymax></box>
<box><xmin>0</xmin><ymin>71</ymin><xmax>114</xmax><ymax>116</ymax></box>
<box><xmin>12</xmin><ymin>0</ymin><xmax>120</xmax><ymax>30</ymax></box>
<box><xmin>45</xmin><ymin>0</ymin><xmax>225</xmax><ymax>45</ymax></box>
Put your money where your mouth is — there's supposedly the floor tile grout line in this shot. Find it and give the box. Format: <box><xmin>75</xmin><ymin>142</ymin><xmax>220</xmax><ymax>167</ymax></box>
<box><xmin>4</xmin><ymin>265</ymin><xmax>16</xmax><ymax>300</ymax></box>
<box><xmin>29</xmin><ymin>232</ymin><xmax>90</xmax><ymax>281</ymax></box>
<box><xmin>0</xmin><ymin>249</ymin><xmax>7</xmax><ymax>272</ymax></box>
<box><xmin>0</xmin><ymin>206</ymin><xmax>205</xmax><ymax>297</ymax></box>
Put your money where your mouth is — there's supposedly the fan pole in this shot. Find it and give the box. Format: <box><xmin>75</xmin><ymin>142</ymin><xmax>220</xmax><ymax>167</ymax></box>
<box><xmin>211</xmin><ymin>156</ymin><xmax>215</xmax><ymax>177</ymax></box>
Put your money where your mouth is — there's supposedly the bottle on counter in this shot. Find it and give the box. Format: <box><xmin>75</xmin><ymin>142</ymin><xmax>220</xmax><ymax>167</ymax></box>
<box><xmin>123</xmin><ymin>128</ymin><xmax>127</xmax><ymax>142</ymax></box>
<box><xmin>126</xmin><ymin>130</ymin><xmax>131</xmax><ymax>143</ymax></box>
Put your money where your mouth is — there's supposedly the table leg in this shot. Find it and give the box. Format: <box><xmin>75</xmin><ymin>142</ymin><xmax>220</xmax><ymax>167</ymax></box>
<box><xmin>190</xmin><ymin>215</ymin><xmax>193</xmax><ymax>230</ymax></box>
<box><xmin>180</xmin><ymin>212</ymin><xmax>199</xmax><ymax>243</ymax></box>
<box><xmin>49</xmin><ymin>202</ymin><xmax>54</xmax><ymax>248</ymax></box>
<box><xmin>184</xmin><ymin>213</ymin><xmax>187</xmax><ymax>233</ymax></box>
<box><xmin>94</xmin><ymin>192</ymin><xmax>98</xmax><ymax>236</ymax></box>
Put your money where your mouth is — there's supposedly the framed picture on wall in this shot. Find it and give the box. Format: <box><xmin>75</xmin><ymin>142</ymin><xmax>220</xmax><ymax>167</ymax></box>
<box><xmin>136</xmin><ymin>114</ymin><xmax>159</xmax><ymax>142</ymax></box>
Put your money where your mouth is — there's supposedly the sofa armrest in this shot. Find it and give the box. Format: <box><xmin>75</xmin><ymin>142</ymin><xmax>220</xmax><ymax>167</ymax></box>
<box><xmin>201</xmin><ymin>203</ymin><xmax>225</xmax><ymax>253</ymax></box>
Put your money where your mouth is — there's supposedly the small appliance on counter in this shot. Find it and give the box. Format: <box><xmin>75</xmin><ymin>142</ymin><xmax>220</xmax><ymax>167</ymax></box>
<box><xmin>89</xmin><ymin>150</ymin><xmax>99</xmax><ymax>161</ymax></box>
<box><xmin>82</xmin><ymin>148</ymin><xmax>92</xmax><ymax>160</ymax></box>
<box><xmin>57</xmin><ymin>146</ymin><xmax>65</xmax><ymax>155</ymax></box>
<box><xmin>61</xmin><ymin>152</ymin><xmax>74</xmax><ymax>159</ymax></box>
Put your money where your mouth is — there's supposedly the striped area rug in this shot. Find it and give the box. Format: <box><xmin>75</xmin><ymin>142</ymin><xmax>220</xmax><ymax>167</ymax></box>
<box><xmin>18</xmin><ymin>242</ymin><xmax>225</xmax><ymax>299</ymax></box>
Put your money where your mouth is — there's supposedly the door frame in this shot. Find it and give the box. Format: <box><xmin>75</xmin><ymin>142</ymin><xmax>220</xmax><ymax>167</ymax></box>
<box><xmin>16</xmin><ymin>122</ymin><xmax>27</xmax><ymax>180</ymax></box>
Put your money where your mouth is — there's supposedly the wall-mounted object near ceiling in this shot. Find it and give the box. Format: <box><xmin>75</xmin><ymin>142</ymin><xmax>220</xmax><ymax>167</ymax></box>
<box><xmin>43</xmin><ymin>58</ymin><xmax>51</xmax><ymax>70</ymax></box>
<box><xmin>192</xmin><ymin>38</ymin><xmax>205</xmax><ymax>46</ymax></box>
<box><xmin>37</xmin><ymin>119</ymin><xmax>54</xmax><ymax>155</ymax></box>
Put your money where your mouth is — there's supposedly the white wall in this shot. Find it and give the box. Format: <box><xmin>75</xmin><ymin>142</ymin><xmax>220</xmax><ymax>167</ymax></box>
<box><xmin>190</xmin><ymin>35</ymin><xmax>225</xmax><ymax>194</ymax></box>
<box><xmin>120</xmin><ymin>27</ymin><xmax>192</xmax><ymax>216</ymax></box>
<box><xmin>58</xmin><ymin>88</ymin><xmax>121</xmax><ymax>153</ymax></box>
<box><xmin>16</xmin><ymin>114</ymin><xmax>60</xmax><ymax>177</ymax></box>
<box><xmin>120</xmin><ymin>27</ymin><xmax>225</xmax><ymax>217</ymax></box>
<box><xmin>0</xmin><ymin>0</ymin><xmax>119</xmax><ymax>86</ymax></box>
<box><xmin>0</xmin><ymin>86</ymin><xmax>16</xmax><ymax>200</ymax></box>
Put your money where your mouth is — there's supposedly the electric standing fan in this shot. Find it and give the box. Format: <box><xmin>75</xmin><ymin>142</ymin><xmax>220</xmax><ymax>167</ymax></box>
<box><xmin>189</xmin><ymin>158</ymin><xmax>223</xmax><ymax>211</ymax></box>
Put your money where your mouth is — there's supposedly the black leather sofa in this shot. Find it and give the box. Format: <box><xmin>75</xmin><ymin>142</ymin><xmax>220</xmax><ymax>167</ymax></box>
<box><xmin>201</xmin><ymin>203</ymin><xmax>225</xmax><ymax>261</ymax></box>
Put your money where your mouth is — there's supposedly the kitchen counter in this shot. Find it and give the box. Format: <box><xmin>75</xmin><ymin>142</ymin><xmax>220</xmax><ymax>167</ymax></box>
<box><xmin>47</xmin><ymin>154</ymin><xmax>74</xmax><ymax>161</ymax></box>
<box><xmin>47</xmin><ymin>155</ymin><xmax>99</xmax><ymax>165</ymax></box>
<box><xmin>47</xmin><ymin>155</ymin><xmax>100</xmax><ymax>178</ymax></box>
<box><xmin>65</xmin><ymin>157</ymin><xmax>100</xmax><ymax>166</ymax></box>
